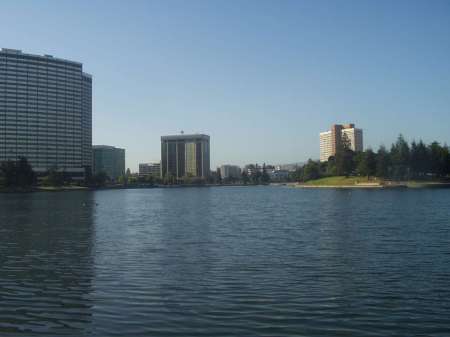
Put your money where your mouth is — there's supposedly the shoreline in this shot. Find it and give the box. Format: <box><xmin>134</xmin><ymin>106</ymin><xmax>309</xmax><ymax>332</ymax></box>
<box><xmin>2</xmin><ymin>181</ymin><xmax>450</xmax><ymax>193</ymax></box>
<box><xmin>293</xmin><ymin>182</ymin><xmax>450</xmax><ymax>189</ymax></box>
<box><xmin>0</xmin><ymin>183</ymin><xmax>254</xmax><ymax>194</ymax></box>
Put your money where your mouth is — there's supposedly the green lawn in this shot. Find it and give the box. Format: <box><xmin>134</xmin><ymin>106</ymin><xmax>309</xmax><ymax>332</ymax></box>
<box><xmin>304</xmin><ymin>176</ymin><xmax>380</xmax><ymax>186</ymax></box>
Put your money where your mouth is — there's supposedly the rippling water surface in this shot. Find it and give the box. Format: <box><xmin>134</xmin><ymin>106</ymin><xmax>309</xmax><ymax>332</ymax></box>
<box><xmin>1</xmin><ymin>186</ymin><xmax>450</xmax><ymax>336</ymax></box>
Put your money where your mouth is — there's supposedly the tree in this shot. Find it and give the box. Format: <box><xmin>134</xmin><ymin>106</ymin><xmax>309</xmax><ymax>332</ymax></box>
<box><xmin>429</xmin><ymin>142</ymin><xmax>448</xmax><ymax>178</ymax></box>
<box><xmin>325</xmin><ymin>156</ymin><xmax>337</xmax><ymax>176</ymax></box>
<box><xmin>261</xmin><ymin>163</ymin><xmax>270</xmax><ymax>184</ymax></box>
<box><xmin>241</xmin><ymin>170</ymin><xmax>250</xmax><ymax>185</ymax></box>
<box><xmin>93</xmin><ymin>172</ymin><xmax>108</xmax><ymax>187</ymax></box>
<box><xmin>355</xmin><ymin>151</ymin><xmax>368</xmax><ymax>177</ymax></box>
<box><xmin>335</xmin><ymin>148</ymin><xmax>355</xmax><ymax>177</ymax></box>
<box><xmin>163</xmin><ymin>173</ymin><xmax>176</xmax><ymax>185</ymax></box>
<box><xmin>390</xmin><ymin>135</ymin><xmax>410</xmax><ymax>180</ymax></box>
<box><xmin>43</xmin><ymin>168</ymin><xmax>65</xmax><ymax>186</ymax></box>
<box><xmin>0</xmin><ymin>160</ymin><xmax>17</xmax><ymax>187</ymax></box>
<box><xmin>376</xmin><ymin>146</ymin><xmax>390</xmax><ymax>179</ymax></box>
<box><xmin>366</xmin><ymin>149</ymin><xmax>377</xmax><ymax>178</ymax></box>
<box><xmin>303</xmin><ymin>159</ymin><xmax>320</xmax><ymax>181</ymax></box>
<box><xmin>356</xmin><ymin>149</ymin><xmax>376</xmax><ymax>179</ymax></box>
<box><xmin>410</xmin><ymin>140</ymin><xmax>429</xmax><ymax>178</ymax></box>
<box><xmin>251</xmin><ymin>169</ymin><xmax>262</xmax><ymax>184</ymax></box>
<box><xmin>0</xmin><ymin>157</ymin><xmax>36</xmax><ymax>187</ymax></box>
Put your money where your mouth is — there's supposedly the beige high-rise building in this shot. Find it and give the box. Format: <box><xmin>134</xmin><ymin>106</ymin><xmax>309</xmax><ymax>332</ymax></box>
<box><xmin>161</xmin><ymin>134</ymin><xmax>210</xmax><ymax>179</ymax></box>
<box><xmin>320</xmin><ymin>123</ymin><xmax>363</xmax><ymax>162</ymax></box>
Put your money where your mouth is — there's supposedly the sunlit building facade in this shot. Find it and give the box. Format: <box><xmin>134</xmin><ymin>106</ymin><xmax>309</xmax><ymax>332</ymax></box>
<box><xmin>320</xmin><ymin>123</ymin><xmax>363</xmax><ymax>162</ymax></box>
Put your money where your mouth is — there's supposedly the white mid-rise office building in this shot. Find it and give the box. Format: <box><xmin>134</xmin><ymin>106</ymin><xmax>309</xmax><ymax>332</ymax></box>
<box><xmin>220</xmin><ymin>165</ymin><xmax>241</xmax><ymax>180</ymax></box>
<box><xmin>139</xmin><ymin>162</ymin><xmax>161</xmax><ymax>177</ymax></box>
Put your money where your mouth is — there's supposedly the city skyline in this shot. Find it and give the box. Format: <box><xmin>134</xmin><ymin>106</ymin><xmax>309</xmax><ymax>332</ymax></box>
<box><xmin>1</xmin><ymin>1</ymin><xmax>450</xmax><ymax>171</ymax></box>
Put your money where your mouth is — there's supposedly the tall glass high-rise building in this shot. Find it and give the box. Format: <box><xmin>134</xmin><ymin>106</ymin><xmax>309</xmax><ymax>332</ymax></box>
<box><xmin>161</xmin><ymin>134</ymin><xmax>210</xmax><ymax>179</ymax></box>
<box><xmin>0</xmin><ymin>48</ymin><xmax>92</xmax><ymax>178</ymax></box>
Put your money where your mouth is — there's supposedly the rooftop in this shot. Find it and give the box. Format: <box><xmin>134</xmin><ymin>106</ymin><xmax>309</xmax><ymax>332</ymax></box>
<box><xmin>161</xmin><ymin>134</ymin><xmax>210</xmax><ymax>141</ymax></box>
<box><xmin>1</xmin><ymin>48</ymin><xmax>83</xmax><ymax>66</ymax></box>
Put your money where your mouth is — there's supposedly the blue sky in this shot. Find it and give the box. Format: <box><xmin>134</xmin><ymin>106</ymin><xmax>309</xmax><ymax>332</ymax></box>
<box><xmin>1</xmin><ymin>0</ymin><xmax>450</xmax><ymax>170</ymax></box>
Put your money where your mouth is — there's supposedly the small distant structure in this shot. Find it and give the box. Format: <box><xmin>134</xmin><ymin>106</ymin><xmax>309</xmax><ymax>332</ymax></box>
<box><xmin>139</xmin><ymin>162</ymin><xmax>161</xmax><ymax>177</ymax></box>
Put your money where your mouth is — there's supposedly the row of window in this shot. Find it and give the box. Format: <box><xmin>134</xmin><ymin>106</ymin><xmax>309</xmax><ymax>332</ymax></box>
<box><xmin>0</xmin><ymin>101</ymin><xmax>82</xmax><ymax>107</ymax></box>
<box><xmin>0</xmin><ymin>96</ymin><xmax>82</xmax><ymax>101</ymax></box>
<box><xmin>1</xmin><ymin>127</ymin><xmax>83</xmax><ymax>131</ymax></box>
<box><xmin>0</xmin><ymin>81</ymin><xmax>82</xmax><ymax>88</ymax></box>
<box><xmin>0</xmin><ymin>70</ymin><xmax>82</xmax><ymax>79</ymax></box>
<box><xmin>1</xmin><ymin>116</ymin><xmax>83</xmax><ymax>121</ymax></box>
<box><xmin>0</xmin><ymin>83</ymin><xmax>82</xmax><ymax>88</ymax></box>
<box><xmin>1</xmin><ymin>92</ymin><xmax>82</xmax><ymax>97</ymax></box>
<box><xmin>1</xmin><ymin>102</ymin><xmax>82</xmax><ymax>107</ymax></box>
<box><xmin>0</xmin><ymin>150</ymin><xmax>83</xmax><ymax>155</ymax></box>
<box><xmin>0</xmin><ymin>71</ymin><xmax>82</xmax><ymax>79</ymax></box>
<box><xmin>0</xmin><ymin>78</ymin><xmax>81</xmax><ymax>86</ymax></box>
<box><xmin>0</xmin><ymin>64</ymin><xmax>80</xmax><ymax>71</ymax></box>
<box><xmin>0</xmin><ymin>150</ymin><xmax>82</xmax><ymax>155</ymax></box>
<box><xmin>1</xmin><ymin>134</ymin><xmax>83</xmax><ymax>139</ymax></box>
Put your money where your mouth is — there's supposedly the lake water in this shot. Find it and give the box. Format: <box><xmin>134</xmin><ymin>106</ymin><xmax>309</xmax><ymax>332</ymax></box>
<box><xmin>0</xmin><ymin>186</ymin><xmax>449</xmax><ymax>336</ymax></box>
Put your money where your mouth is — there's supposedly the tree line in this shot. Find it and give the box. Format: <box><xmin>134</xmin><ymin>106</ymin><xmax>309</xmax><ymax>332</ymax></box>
<box><xmin>291</xmin><ymin>135</ymin><xmax>450</xmax><ymax>182</ymax></box>
<box><xmin>0</xmin><ymin>157</ymin><xmax>108</xmax><ymax>189</ymax></box>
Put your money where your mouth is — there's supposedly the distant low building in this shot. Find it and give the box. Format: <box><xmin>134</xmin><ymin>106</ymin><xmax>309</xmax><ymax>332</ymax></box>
<box><xmin>277</xmin><ymin>163</ymin><xmax>302</xmax><ymax>172</ymax></box>
<box><xmin>245</xmin><ymin>164</ymin><xmax>274</xmax><ymax>176</ymax></box>
<box><xmin>220</xmin><ymin>165</ymin><xmax>241</xmax><ymax>180</ymax></box>
<box><xmin>139</xmin><ymin>162</ymin><xmax>161</xmax><ymax>177</ymax></box>
<box><xmin>93</xmin><ymin>145</ymin><xmax>125</xmax><ymax>180</ymax></box>
<box><xmin>269</xmin><ymin>169</ymin><xmax>289</xmax><ymax>182</ymax></box>
<box><xmin>320</xmin><ymin>123</ymin><xmax>363</xmax><ymax>162</ymax></box>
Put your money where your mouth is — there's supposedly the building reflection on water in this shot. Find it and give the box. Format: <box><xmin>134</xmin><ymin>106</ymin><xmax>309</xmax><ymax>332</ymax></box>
<box><xmin>0</xmin><ymin>191</ymin><xmax>95</xmax><ymax>336</ymax></box>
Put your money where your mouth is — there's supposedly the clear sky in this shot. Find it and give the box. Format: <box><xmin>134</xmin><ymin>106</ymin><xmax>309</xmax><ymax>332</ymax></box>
<box><xmin>2</xmin><ymin>0</ymin><xmax>449</xmax><ymax>171</ymax></box>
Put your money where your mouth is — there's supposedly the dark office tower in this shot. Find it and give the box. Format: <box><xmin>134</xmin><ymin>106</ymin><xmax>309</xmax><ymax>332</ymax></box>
<box><xmin>161</xmin><ymin>134</ymin><xmax>210</xmax><ymax>179</ymax></box>
<box><xmin>93</xmin><ymin>145</ymin><xmax>125</xmax><ymax>181</ymax></box>
<box><xmin>0</xmin><ymin>48</ymin><xmax>92</xmax><ymax>178</ymax></box>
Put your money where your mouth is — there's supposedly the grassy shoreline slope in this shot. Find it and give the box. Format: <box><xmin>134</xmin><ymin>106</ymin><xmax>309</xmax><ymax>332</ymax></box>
<box><xmin>296</xmin><ymin>176</ymin><xmax>450</xmax><ymax>189</ymax></box>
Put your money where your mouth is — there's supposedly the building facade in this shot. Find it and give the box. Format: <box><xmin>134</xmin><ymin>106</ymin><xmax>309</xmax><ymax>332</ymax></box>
<box><xmin>161</xmin><ymin>134</ymin><xmax>210</xmax><ymax>179</ymax></box>
<box><xmin>93</xmin><ymin>145</ymin><xmax>125</xmax><ymax>180</ymax></box>
<box><xmin>269</xmin><ymin>169</ymin><xmax>290</xmax><ymax>182</ymax></box>
<box><xmin>320</xmin><ymin>123</ymin><xmax>363</xmax><ymax>162</ymax></box>
<box><xmin>0</xmin><ymin>48</ymin><xmax>92</xmax><ymax>178</ymax></box>
<box><xmin>139</xmin><ymin>162</ymin><xmax>161</xmax><ymax>177</ymax></box>
<box><xmin>220</xmin><ymin>165</ymin><xmax>241</xmax><ymax>180</ymax></box>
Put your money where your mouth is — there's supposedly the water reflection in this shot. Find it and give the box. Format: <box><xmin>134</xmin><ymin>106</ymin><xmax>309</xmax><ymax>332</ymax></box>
<box><xmin>1</xmin><ymin>187</ymin><xmax>450</xmax><ymax>336</ymax></box>
<box><xmin>0</xmin><ymin>192</ymin><xmax>95</xmax><ymax>336</ymax></box>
